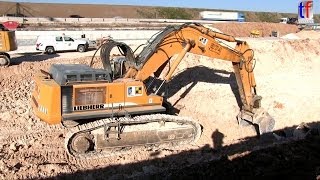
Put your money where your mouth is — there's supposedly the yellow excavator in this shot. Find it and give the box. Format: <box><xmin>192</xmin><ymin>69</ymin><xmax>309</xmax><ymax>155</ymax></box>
<box><xmin>0</xmin><ymin>24</ymin><xmax>17</xmax><ymax>66</ymax></box>
<box><xmin>31</xmin><ymin>23</ymin><xmax>275</xmax><ymax>158</ymax></box>
<box><xmin>250</xmin><ymin>30</ymin><xmax>261</xmax><ymax>38</ymax></box>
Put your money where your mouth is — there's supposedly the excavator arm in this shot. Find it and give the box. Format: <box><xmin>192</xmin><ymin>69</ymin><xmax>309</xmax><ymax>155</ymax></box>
<box><xmin>122</xmin><ymin>23</ymin><xmax>274</xmax><ymax>133</ymax></box>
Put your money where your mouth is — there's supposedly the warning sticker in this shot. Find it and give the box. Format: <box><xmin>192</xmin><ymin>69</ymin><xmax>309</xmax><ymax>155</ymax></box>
<box><xmin>127</xmin><ymin>86</ymin><xmax>143</xmax><ymax>97</ymax></box>
<box><xmin>199</xmin><ymin>36</ymin><xmax>208</xmax><ymax>46</ymax></box>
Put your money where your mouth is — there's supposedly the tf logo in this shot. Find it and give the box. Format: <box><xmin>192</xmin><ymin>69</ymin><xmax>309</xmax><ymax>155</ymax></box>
<box><xmin>298</xmin><ymin>1</ymin><xmax>313</xmax><ymax>19</ymax></box>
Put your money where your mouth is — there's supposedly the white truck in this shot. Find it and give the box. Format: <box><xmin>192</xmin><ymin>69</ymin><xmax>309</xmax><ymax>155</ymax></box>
<box><xmin>36</xmin><ymin>35</ymin><xmax>89</xmax><ymax>54</ymax></box>
<box><xmin>199</xmin><ymin>11</ymin><xmax>245</xmax><ymax>22</ymax></box>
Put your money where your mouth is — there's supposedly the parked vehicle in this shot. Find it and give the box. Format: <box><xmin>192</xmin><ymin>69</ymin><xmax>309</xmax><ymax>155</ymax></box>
<box><xmin>280</xmin><ymin>17</ymin><xmax>298</xmax><ymax>24</ymax></box>
<box><xmin>36</xmin><ymin>35</ymin><xmax>89</xmax><ymax>54</ymax></box>
<box><xmin>199</xmin><ymin>11</ymin><xmax>245</xmax><ymax>22</ymax></box>
<box><xmin>0</xmin><ymin>23</ymin><xmax>17</xmax><ymax>67</ymax></box>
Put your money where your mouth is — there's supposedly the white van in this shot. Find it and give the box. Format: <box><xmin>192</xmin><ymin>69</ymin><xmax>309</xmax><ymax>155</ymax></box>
<box><xmin>36</xmin><ymin>35</ymin><xmax>89</xmax><ymax>54</ymax></box>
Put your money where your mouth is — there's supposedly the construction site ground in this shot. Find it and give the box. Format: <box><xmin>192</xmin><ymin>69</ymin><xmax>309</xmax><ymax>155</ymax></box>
<box><xmin>0</xmin><ymin>25</ymin><xmax>320</xmax><ymax>179</ymax></box>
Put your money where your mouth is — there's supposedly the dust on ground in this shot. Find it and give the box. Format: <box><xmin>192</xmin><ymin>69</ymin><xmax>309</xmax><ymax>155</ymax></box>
<box><xmin>0</xmin><ymin>30</ymin><xmax>320</xmax><ymax>179</ymax></box>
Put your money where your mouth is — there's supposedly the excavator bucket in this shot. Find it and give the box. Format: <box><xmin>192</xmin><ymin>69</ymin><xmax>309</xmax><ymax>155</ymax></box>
<box><xmin>252</xmin><ymin>108</ymin><xmax>275</xmax><ymax>134</ymax></box>
<box><xmin>238</xmin><ymin>108</ymin><xmax>275</xmax><ymax>135</ymax></box>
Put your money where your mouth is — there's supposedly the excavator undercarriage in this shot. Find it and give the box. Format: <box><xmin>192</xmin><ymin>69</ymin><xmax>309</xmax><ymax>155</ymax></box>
<box><xmin>66</xmin><ymin>114</ymin><xmax>201</xmax><ymax>158</ymax></box>
<box><xmin>32</xmin><ymin>23</ymin><xmax>275</xmax><ymax>159</ymax></box>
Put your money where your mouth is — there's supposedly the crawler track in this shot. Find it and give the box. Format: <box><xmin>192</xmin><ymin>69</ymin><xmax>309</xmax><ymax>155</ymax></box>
<box><xmin>65</xmin><ymin>114</ymin><xmax>202</xmax><ymax>159</ymax></box>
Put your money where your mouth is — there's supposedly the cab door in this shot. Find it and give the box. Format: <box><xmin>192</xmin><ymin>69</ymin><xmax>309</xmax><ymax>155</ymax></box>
<box><xmin>63</xmin><ymin>36</ymin><xmax>75</xmax><ymax>51</ymax></box>
<box><xmin>55</xmin><ymin>36</ymin><xmax>64</xmax><ymax>51</ymax></box>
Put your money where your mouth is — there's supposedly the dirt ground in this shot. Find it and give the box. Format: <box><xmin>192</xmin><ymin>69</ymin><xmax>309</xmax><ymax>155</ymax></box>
<box><xmin>0</xmin><ymin>29</ymin><xmax>320</xmax><ymax>179</ymax></box>
<box><xmin>214</xmin><ymin>22</ymin><xmax>299</xmax><ymax>37</ymax></box>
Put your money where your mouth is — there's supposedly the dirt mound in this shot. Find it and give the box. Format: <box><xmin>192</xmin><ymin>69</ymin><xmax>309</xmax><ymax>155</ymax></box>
<box><xmin>281</xmin><ymin>33</ymin><xmax>300</xmax><ymax>40</ymax></box>
<box><xmin>282</xmin><ymin>30</ymin><xmax>320</xmax><ymax>40</ymax></box>
<box><xmin>296</xmin><ymin>30</ymin><xmax>320</xmax><ymax>39</ymax></box>
<box><xmin>213</xmin><ymin>22</ymin><xmax>299</xmax><ymax>37</ymax></box>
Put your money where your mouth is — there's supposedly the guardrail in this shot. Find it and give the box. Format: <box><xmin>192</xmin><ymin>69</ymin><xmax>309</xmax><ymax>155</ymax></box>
<box><xmin>0</xmin><ymin>16</ymin><xmax>240</xmax><ymax>25</ymax></box>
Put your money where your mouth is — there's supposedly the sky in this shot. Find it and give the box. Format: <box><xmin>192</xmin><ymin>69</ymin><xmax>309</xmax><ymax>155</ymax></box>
<box><xmin>1</xmin><ymin>0</ymin><xmax>318</xmax><ymax>13</ymax></box>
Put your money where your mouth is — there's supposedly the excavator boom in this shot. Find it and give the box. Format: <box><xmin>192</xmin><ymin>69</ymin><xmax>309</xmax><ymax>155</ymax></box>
<box><xmin>123</xmin><ymin>23</ymin><xmax>274</xmax><ymax>133</ymax></box>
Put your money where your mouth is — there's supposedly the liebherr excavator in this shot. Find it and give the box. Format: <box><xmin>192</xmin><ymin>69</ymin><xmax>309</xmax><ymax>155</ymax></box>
<box><xmin>31</xmin><ymin>23</ymin><xmax>275</xmax><ymax>158</ymax></box>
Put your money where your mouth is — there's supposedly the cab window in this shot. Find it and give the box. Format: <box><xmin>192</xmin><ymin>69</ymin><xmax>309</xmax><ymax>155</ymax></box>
<box><xmin>55</xmin><ymin>36</ymin><xmax>63</xmax><ymax>42</ymax></box>
<box><xmin>64</xmin><ymin>36</ymin><xmax>74</xmax><ymax>41</ymax></box>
